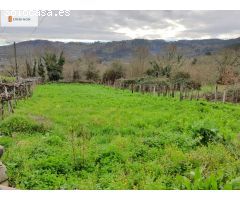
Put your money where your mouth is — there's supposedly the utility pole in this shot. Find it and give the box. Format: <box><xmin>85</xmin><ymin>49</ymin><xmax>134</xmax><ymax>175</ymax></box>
<box><xmin>13</xmin><ymin>42</ymin><xmax>18</xmax><ymax>81</ymax></box>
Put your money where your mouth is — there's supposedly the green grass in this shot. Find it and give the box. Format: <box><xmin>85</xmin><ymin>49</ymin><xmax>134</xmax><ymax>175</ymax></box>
<box><xmin>1</xmin><ymin>83</ymin><xmax>240</xmax><ymax>189</ymax></box>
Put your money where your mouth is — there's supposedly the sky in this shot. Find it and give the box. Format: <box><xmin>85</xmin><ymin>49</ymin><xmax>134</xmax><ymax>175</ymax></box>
<box><xmin>0</xmin><ymin>10</ymin><xmax>240</xmax><ymax>45</ymax></box>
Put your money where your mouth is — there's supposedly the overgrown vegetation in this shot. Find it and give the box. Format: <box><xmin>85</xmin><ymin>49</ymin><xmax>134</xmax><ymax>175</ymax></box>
<box><xmin>42</xmin><ymin>51</ymin><xmax>65</xmax><ymax>81</ymax></box>
<box><xmin>1</xmin><ymin>84</ymin><xmax>240</xmax><ymax>189</ymax></box>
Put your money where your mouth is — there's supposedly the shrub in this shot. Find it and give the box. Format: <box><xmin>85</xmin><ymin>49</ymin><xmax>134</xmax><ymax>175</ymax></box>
<box><xmin>0</xmin><ymin>116</ymin><xmax>46</xmax><ymax>136</ymax></box>
<box><xmin>188</xmin><ymin>144</ymin><xmax>239</xmax><ymax>178</ymax></box>
<box><xmin>85</xmin><ymin>63</ymin><xmax>99</xmax><ymax>81</ymax></box>
<box><xmin>176</xmin><ymin>168</ymin><xmax>240</xmax><ymax>190</ymax></box>
<box><xmin>45</xmin><ymin>135</ymin><xmax>63</xmax><ymax>145</ymax></box>
<box><xmin>34</xmin><ymin>156</ymin><xmax>72</xmax><ymax>175</ymax></box>
<box><xmin>95</xmin><ymin>150</ymin><xmax>124</xmax><ymax>166</ymax></box>
<box><xmin>191</xmin><ymin>121</ymin><xmax>222</xmax><ymax>146</ymax></box>
<box><xmin>170</xmin><ymin>71</ymin><xmax>190</xmax><ymax>85</ymax></box>
<box><xmin>102</xmin><ymin>61</ymin><xmax>125</xmax><ymax>84</ymax></box>
<box><xmin>42</xmin><ymin>51</ymin><xmax>65</xmax><ymax>81</ymax></box>
<box><xmin>95</xmin><ymin>149</ymin><xmax>125</xmax><ymax>173</ymax></box>
<box><xmin>143</xmin><ymin>132</ymin><xmax>195</xmax><ymax>151</ymax></box>
<box><xmin>160</xmin><ymin>146</ymin><xmax>189</xmax><ymax>176</ymax></box>
<box><xmin>176</xmin><ymin>168</ymin><xmax>224</xmax><ymax>189</ymax></box>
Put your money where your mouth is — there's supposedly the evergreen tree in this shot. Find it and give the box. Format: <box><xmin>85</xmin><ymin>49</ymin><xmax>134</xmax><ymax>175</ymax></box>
<box><xmin>42</xmin><ymin>51</ymin><xmax>65</xmax><ymax>81</ymax></box>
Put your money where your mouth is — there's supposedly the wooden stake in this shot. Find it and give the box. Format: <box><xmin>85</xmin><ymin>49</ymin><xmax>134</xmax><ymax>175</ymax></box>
<box><xmin>13</xmin><ymin>42</ymin><xmax>19</xmax><ymax>81</ymax></box>
<box><xmin>214</xmin><ymin>84</ymin><xmax>218</xmax><ymax>102</ymax></box>
<box><xmin>223</xmin><ymin>90</ymin><xmax>226</xmax><ymax>103</ymax></box>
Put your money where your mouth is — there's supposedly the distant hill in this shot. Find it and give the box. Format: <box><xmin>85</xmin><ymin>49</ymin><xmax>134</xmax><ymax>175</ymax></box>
<box><xmin>1</xmin><ymin>38</ymin><xmax>240</xmax><ymax>65</ymax></box>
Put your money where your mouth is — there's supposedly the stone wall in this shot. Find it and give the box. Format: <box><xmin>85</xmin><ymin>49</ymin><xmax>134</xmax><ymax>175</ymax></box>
<box><xmin>0</xmin><ymin>145</ymin><xmax>8</xmax><ymax>187</ymax></box>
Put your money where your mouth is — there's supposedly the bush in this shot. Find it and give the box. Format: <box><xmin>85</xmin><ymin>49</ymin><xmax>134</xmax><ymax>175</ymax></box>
<box><xmin>191</xmin><ymin>121</ymin><xmax>222</xmax><ymax>146</ymax></box>
<box><xmin>193</xmin><ymin>127</ymin><xmax>220</xmax><ymax>145</ymax></box>
<box><xmin>188</xmin><ymin>144</ymin><xmax>239</xmax><ymax>177</ymax></box>
<box><xmin>95</xmin><ymin>149</ymin><xmax>125</xmax><ymax>173</ymax></box>
<box><xmin>0</xmin><ymin>76</ymin><xmax>16</xmax><ymax>83</ymax></box>
<box><xmin>45</xmin><ymin>135</ymin><xmax>63</xmax><ymax>145</ymax></box>
<box><xmin>176</xmin><ymin>168</ymin><xmax>225</xmax><ymax>189</ymax></box>
<box><xmin>143</xmin><ymin>132</ymin><xmax>195</xmax><ymax>150</ymax></box>
<box><xmin>42</xmin><ymin>51</ymin><xmax>65</xmax><ymax>81</ymax></box>
<box><xmin>0</xmin><ymin>116</ymin><xmax>46</xmax><ymax>136</ymax></box>
<box><xmin>170</xmin><ymin>71</ymin><xmax>201</xmax><ymax>90</ymax></box>
<box><xmin>85</xmin><ymin>63</ymin><xmax>99</xmax><ymax>82</ymax></box>
<box><xmin>160</xmin><ymin>146</ymin><xmax>189</xmax><ymax>176</ymax></box>
<box><xmin>170</xmin><ymin>71</ymin><xmax>190</xmax><ymax>85</ymax></box>
<box><xmin>102</xmin><ymin>61</ymin><xmax>125</xmax><ymax>84</ymax></box>
<box><xmin>34</xmin><ymin>156</ymin><xmax>72</xmax><ymax>175</ymax></box>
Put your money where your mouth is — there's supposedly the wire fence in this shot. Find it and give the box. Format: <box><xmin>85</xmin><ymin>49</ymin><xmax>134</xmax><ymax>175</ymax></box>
<box><xmin>111</xmin><ymin>81</ymin><xmax>240</xmax><ymax>104</ymax></box>
<box><xmin>0</xmin><ymin>77</ymin><xmax>41</xmax><ymax>119</ymax></box>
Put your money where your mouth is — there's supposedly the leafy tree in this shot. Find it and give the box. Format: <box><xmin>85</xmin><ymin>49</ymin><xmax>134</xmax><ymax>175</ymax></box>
<box><xmin>170</xmin><ymin>71</ymin><xmax>190</xmax><ymax>85</ymax></box>
<box><xmin>42</xmin><ymin>51</ymin><xmax>65</xmax><ymax>81</ymax></box>
<box><xmin>102</xmin><ymin>61</ymin><xmax>125</xmax><ymax>84</ymax></box>
<box><xmin>146</xmin><ymin>60</ymin><xmax>162</xmax><ymax>77</ymax></box>
<box><xmin>146</xmin><ymin>45</ymin><xmax>184</xmax><ymax>79</ymax></box>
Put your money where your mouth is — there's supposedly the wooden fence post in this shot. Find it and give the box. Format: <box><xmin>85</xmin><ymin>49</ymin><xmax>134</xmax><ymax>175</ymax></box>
<box><xmin>190</xmin><ymin>89</ymin><xmax>193</xmax><ymax>100</ymax></box>
<box><xmin>1</xmin><ymin>101</ymin><xmax>4</xmax><ymax>120</ymax></box>
<box><xmin>13</xmin><ymin>85</ymin><xmax>17</xmax><ymax>107</ymax></box>
<box><xmin>214</xmin><ymin>84</ymin><xmax>218</xmax><ymax>102</ymax></box>
<box><xmin>179</xmin><ymin>85</ymin><xmax>183</xmax><ymax>101</ymax></box>
<box><xmin>196</xmin><ymin>90</ymin><xmax>200</xmax><ymax>100</ymax></box>
<box><xmin>153</xmin><ymin>85</ymin><xmax>156</xmax><ymax>95</ymax></box>
<box><xmin>142</xmin><ymin>85</ymin><xmax>145</xmax><ymax>94</ymax></box>
<box><xmin>235</xmin><ymin>89</ymin><xmax>239</xmax><ymax>103</ymax></box>
<box><xmin>222</xmin><ymin>89</ymin><xmax>226</xmax><ymax>103</ymax></box>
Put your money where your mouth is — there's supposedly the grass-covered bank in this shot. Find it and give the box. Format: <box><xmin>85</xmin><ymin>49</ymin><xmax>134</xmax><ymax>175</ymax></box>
<box><xmin>0</xmin><ymin>83</ymin><xmax>240</xmax><ymax>189</ymax></box>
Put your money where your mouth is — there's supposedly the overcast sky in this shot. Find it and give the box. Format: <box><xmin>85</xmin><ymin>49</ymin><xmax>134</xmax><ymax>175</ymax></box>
<box><xmin>1</xmin><ymin>10</ymin><xmax>240</xmax><ymax>45</ymax></box>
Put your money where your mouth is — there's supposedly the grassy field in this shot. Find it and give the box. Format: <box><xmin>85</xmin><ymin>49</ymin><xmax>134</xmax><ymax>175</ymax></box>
<box><xmin>1</xmin><ymin>83</ymin><xmax>240</xmax><ymax>189</ymax></box>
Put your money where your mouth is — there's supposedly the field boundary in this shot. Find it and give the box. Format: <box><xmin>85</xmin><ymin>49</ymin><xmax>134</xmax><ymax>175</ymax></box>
<box><xmin>0</xmin><ymin>77</ymin><xmax>41</xmax><ymax>119</ymax></box>
<box><xmin>111</xmin><ymin>81</ymin><xmax>240</xmax><ymax>103</ymax></box>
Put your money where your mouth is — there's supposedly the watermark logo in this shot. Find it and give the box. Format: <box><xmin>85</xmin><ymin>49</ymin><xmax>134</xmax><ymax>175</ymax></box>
<box><xmin>0</xmin><ymin>10</ymin><xmax>70</xmax><ymax>27</ymax></box>
<box><xmin>8</xmin><ymin>16</ymin><xmax>13</xmax><ymax>23</ymax></box>
<box><xmin>1</xmin><ymin>10</ymin><xmax>38</xmax><ymax>27</ymax></box>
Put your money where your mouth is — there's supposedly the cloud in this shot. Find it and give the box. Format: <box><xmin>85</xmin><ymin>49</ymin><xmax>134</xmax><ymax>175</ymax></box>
<box><xmin>1</xmin><ymin>10</ymin><xmax>240</xmax><ymax>44</ymax></box>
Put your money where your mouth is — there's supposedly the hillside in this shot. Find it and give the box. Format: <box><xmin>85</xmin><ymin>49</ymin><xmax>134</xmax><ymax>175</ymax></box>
<box><xmin>1</xmin><ymin>38</ymin><xmax>240</xmax><ymax>65</ymax></box>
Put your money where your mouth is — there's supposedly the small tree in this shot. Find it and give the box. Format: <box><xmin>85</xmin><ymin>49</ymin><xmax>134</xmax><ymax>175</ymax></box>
<box><xmin>42</xmin><ymin>51</ymin><xmax>65</xmax><ymax>81</ymax></box>
<box><xmin>130</xmin><ymin>46</ymin><xmax>150</xmax><ymax>77</ymax></box>
<box><xmin>145</xmin><ymin>45</ymin><xmax>184</xmax><ymax>79</ymax></box>
<box><xmin>32</xmin><ymin>59</ymin><xmax>37</xmax><ymax>77</ymax></box>
<box><xmin>102</xmin><ymin>61</ymin><xmax>125</xmax><ymax>84</ymax></box>
<box><xmin>215</xmin><ymin>48</ymin><xmax>240</xmax><ymax>85</ymax></box>
<box><xmin>85</xmin><ymin>62</ymin><xmax>99</xmax><ymax>81</ymax></box>
<box><xmin>37</xmin><ymin>58</ymin><xmax>45</xmax><ymax>82</ymax></box>
<box><xmin>73</xmin><ymin>70</ymin><xmax>81</xmax><ymax>81</ymax></box>
<box><xmin>26</xmin><ymin>59</ymin><xmax>32</xmax><ymax>77</ymax></box>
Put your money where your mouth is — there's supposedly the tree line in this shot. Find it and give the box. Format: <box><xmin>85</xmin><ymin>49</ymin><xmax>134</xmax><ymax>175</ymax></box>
<box><xmin>4</xmin><ymin>44</ymin><xmax>240</xmax><ymax>89</ymax></box>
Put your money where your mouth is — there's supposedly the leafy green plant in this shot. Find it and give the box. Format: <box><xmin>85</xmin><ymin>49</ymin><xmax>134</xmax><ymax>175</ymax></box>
<box><xmin>191</xmin><ymin>121</ymin><xmax>222</xmax><ymax>145</ymax></box>
<box><xmin>176</xmin><ymin>168</ymin><xmax>240</xmax><ymax>190</ymax></box>
<box><xmin>0</xmin><ymin>116</ymin><xmax>47</xmax><ymax>136</ymax></box>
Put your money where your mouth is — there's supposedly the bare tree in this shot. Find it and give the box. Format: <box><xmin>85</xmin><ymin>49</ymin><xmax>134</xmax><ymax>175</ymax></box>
<box><xmin>215</xmin><ymin>48</ymin><xmax>240</xmax><ymax>85</ymax></box>
<box><xmin>146</xmin><ymin>45</ymin><xmax>184</xmax><ymax>78</ymax></box>
<box><xmin>130</xmin><ymin>46</ymin><xmax>150</xmax><ymax>77</ymax></box>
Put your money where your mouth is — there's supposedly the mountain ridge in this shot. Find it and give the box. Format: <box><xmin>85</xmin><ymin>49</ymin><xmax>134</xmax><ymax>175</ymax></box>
<box><xmin>1</xmin><ymin>37</ymin><xmax>240</xmax><ymax>64</ymax></box>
